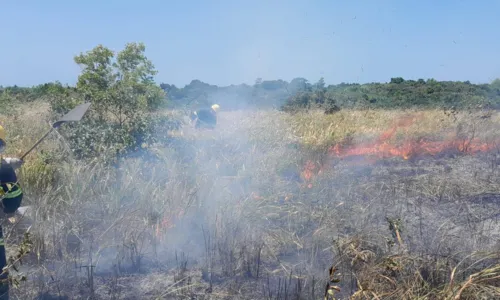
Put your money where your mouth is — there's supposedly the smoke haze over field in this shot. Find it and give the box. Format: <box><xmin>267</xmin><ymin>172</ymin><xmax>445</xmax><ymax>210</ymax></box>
<box><xmin>1</xmin><ymin>0</ymin><xmax>500</xmax><ymax>87</ymax></box>
<box><xmin>2</xmin><ymin>0</ymin><xmax>500</xmax><ymax>298</ymax></box>
<box><xmin>4</xmin><ymin>97</ymin><xmax>500</xmax><ymax>298</ymax></box>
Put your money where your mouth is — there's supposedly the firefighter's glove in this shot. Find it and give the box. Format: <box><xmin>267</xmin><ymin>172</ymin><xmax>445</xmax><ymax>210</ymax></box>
<box><xmin>4</xmin><ymin>157</ymin><xmax>24</xmax><ymax>169</ymax></box>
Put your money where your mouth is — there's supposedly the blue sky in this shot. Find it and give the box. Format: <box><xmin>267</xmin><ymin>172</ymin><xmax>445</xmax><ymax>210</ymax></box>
<box><xmin>0</xmin><ymin>0</ymin><xmax>498</xmax><ymax>87</ymax></box>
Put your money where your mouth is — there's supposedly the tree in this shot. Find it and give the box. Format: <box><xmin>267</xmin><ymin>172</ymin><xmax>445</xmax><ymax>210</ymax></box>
<box><xmin>53</xmin><ymin>42</ymin><xmax>167</xmax><ymax>160</ymax></box>
<box><xmin>390</xmin><ymin>77</ymin><xmax>405</xmax><ymax>84</ymax></box>
<box><xmin>288</xmin><ymin>78</ymin><xmax>311</xmax><ymax>94</ymax></box>
<box><xmin>74</xmin><ymin>42</ymin><xmax>165</xmax><ymax>124</ymax></box>
<box><xmin>491</xmin><ymin>78</ymin><xmax>500</xmax><ymax>89</ymax></box>
<box><xmin>314</xmin><ymin>77</ymin><xmax>326</xmax><ymax>91</ymax></box>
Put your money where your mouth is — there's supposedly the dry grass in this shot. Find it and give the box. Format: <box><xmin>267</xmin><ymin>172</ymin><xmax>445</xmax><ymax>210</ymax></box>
<box><xmin>1</xmin><ymin>103</ymin><xmax>500</xmax><ymax>299</ymax></box>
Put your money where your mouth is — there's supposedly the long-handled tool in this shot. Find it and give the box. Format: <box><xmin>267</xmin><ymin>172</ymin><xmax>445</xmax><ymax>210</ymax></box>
<box><xmin>0</xmin><ymin>103</ymin><xmax>91</xmax><ymax>300</ymax></box>
<box><xmin>20</xmin><ymin>102</ymin><xmax>91</xmax><ymax>160</ymax></box>
<box><xmin>8</xmin><ymin>102</ymin><xmax>92</xmax><ymax>221</ymax></box>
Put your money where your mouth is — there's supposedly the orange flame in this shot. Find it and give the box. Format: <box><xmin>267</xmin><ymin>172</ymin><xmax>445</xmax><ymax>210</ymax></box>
<box><xmin>301</xmin><ymin>160</ymin><xmax>316</xmax><ymax>181</ymax></box>
<box><xmin>300</xmin><ymin>114</ymin><xmax>499</xmax><ymax>186</ymax></box>
<box><xmin>155</xmin><ymin>209</ymin><xmax>185</xmax><ymax>241</ymax></box>
<box><xmin>329</xmin><ymin>114</ymin><xmax>496</xmax><ymax>160</ymax></box>
<box><xmin>330</xmin><ymin>138</ymin><xmax>495</xmax><ymax>161</ymax></box>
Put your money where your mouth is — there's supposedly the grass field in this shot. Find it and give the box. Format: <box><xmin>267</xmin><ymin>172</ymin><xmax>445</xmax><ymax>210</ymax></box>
<box><xmin>1</xmin><ymin>101</ymin><xmax>500</xmax><ymax>299</ymax></box>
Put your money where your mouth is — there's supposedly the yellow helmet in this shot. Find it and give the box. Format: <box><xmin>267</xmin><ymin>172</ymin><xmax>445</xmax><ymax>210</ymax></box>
<box><xmin>211</xmin><ymin>104</ymin><xmax>220</xmax><ymax>112</ymax></box>
<box><xmin>0</xmin><ymin>125</ymin><xmax>5</xmax><ymax>142</ymax></box>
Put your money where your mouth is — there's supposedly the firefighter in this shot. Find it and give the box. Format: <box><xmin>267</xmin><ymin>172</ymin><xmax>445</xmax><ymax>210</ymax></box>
<box><xmin>190</xmin><ymin>104</ymin><xmax>220</xmax><ymax>129</ymax></box>
<box><xmin>0</xmin><ymin>125</ymin><xmax>24</xmax><ymax>300</ymax></box>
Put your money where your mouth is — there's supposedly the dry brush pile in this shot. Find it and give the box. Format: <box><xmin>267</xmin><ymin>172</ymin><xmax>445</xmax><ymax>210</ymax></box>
<box><xmin>1</xmin><ymin>103</ymin><xmax>500</xmax><ymax>299</ymax></box>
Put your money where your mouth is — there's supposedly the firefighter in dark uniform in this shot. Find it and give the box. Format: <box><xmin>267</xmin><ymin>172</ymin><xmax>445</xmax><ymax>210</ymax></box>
<box><xmin>0</xmin><ymin>125</ymin><xmax>24</xmax><ymax>300</ymax></box>
<box><xmin>190</xmin><ymin>104</ymin><xmax>220</xmax><ymax>129</ymax></box>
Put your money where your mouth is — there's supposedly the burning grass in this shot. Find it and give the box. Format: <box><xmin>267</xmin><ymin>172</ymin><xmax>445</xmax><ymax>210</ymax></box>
<box><xmin>1</xmin><ymin>104</ymin><xmax>500</xmax><ymax>299</ymax></box>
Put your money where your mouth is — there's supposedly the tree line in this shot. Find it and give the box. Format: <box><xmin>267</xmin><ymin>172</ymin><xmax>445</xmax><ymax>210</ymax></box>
<box><xmin>4</xmin><ymin>75</ymin><xmax>500</xmax><ymax>113</ymax></box>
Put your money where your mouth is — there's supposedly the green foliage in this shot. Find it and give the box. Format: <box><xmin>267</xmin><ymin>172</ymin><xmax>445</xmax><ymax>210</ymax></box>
<box><xmin>160</xmin><ymin>80</ymin><xmax>218</xmax><ymax>108</ymax></box>
<box><xmin>281</xmin><ymin>91</ymin><xmax>313</xmax><ymax>112</ymax></box>
<box><xmin>73</xmin><ymin>42</ymin><xmax>165</xmax><ymax>120</ymax></box>
<box><xmin>37</xmin><ymin>82</ymin><xmax>81</xmax><ymax>114</ymax></box>
<box><xmin>0</xmin><ymin>88</ymin><xmax>14</xmax><ymax>108</ymax></box>
<box><xmin>281</xmin><ymin>77</ymin><xmax>500</xmax><ymax>112</ymax></box>
<box><xmin>288</xmin><ymin>77</ymin><xmax>311</xmax><ymax>94</ymax></box>
<box><xmin>0</xmin><ymin>85</ymin><xmax>37</xmax><ymax>103</ymax></box>
<box><xmin>254</xmin><ymin>79</ymin><xmax>288</xmax><ymax>91</ymax></box>
<box><xmin>51</xmin><ymin>42</ymin><xmax>169</xmax><ymax>161</ymax></box>
<box><xmin>156</xmin><ymin>76</ymin><xmax>500</xmax><ymax>112</ymax></box>
<box><xmin>390</xmin><ymin>77</ymin><xmax>405</xmax><ymax>84</ymax></box>
<box><xmin>4</xmin><ymin>74</ymin><xmax>500</xmax><ymax>114</ymax></box>
<box><xmin>0</xmin><ymin>81</ymin><xmax>80</xmax><ymax>110</ymax></box>
<box><xmin>281</xmin><ymin>77</ymin><xmax>340</xmax><ymax>113</ymax></box>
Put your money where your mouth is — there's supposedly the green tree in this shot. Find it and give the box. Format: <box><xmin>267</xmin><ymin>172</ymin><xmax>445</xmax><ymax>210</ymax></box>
<box><xmin>390</xmin><ymin>77</ymin><xmax>405</xmax><ymax>84</ymax></box>
<box><xmin>491</xmin><ymin>78</ymin><xmax>500</xmax><ymax>90</ymax></box>
<box><xmin>74</xmin><ymin>42</ymin><xmax>165</xmax><ymax>123</ymax></box>
<box><xmin>288</xmin><ymin>78</ymin><xmax>311</xmax><ymax>94</ymax></box>
<box><xmin>53</xmin><ymin>42</ymin><xmax>167</xmax><ymax>160</ymax></box>
<box><xmin>314</xmin><ymin>77</ymin><xmax>326</xmax><ymax>90</ymax></box>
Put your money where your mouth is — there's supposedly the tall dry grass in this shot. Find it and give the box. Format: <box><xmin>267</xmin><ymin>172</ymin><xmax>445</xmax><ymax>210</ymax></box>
<box><xmin>1</xmin><ymin>103</ymin><xmax>499</xmax><ymax>299</ymax></box>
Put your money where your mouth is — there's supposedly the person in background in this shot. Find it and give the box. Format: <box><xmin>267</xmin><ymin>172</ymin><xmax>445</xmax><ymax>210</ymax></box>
<box><xmin>190</xmin><ymin>104</ymin><xmax>220</xmax><ymax>129</ymax></box>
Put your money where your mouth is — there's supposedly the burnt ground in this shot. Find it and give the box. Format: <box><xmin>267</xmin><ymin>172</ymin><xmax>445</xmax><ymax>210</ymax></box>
<box><xmin>3</xmin><ymin>149</ymin><xmax>500</xmax><ymax>299</ymax></box>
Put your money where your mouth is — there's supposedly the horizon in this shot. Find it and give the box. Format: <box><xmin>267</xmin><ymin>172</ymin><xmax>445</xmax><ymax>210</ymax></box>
<box><xmin>0</xmin><ymin>76</ymin><xmax>491</xmax><ymax>90</ymax></box>
<box><xmin>1</xmin><ymin>0</ymin><xmax>499</xmax><ymax>87</ymax></box>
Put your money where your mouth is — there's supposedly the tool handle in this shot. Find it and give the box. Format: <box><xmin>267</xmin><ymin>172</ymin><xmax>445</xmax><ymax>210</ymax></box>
<box><xmin>20</xmin><ymin>128</ymin><xmax>54</xmax><ymax>160</ymax></box>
